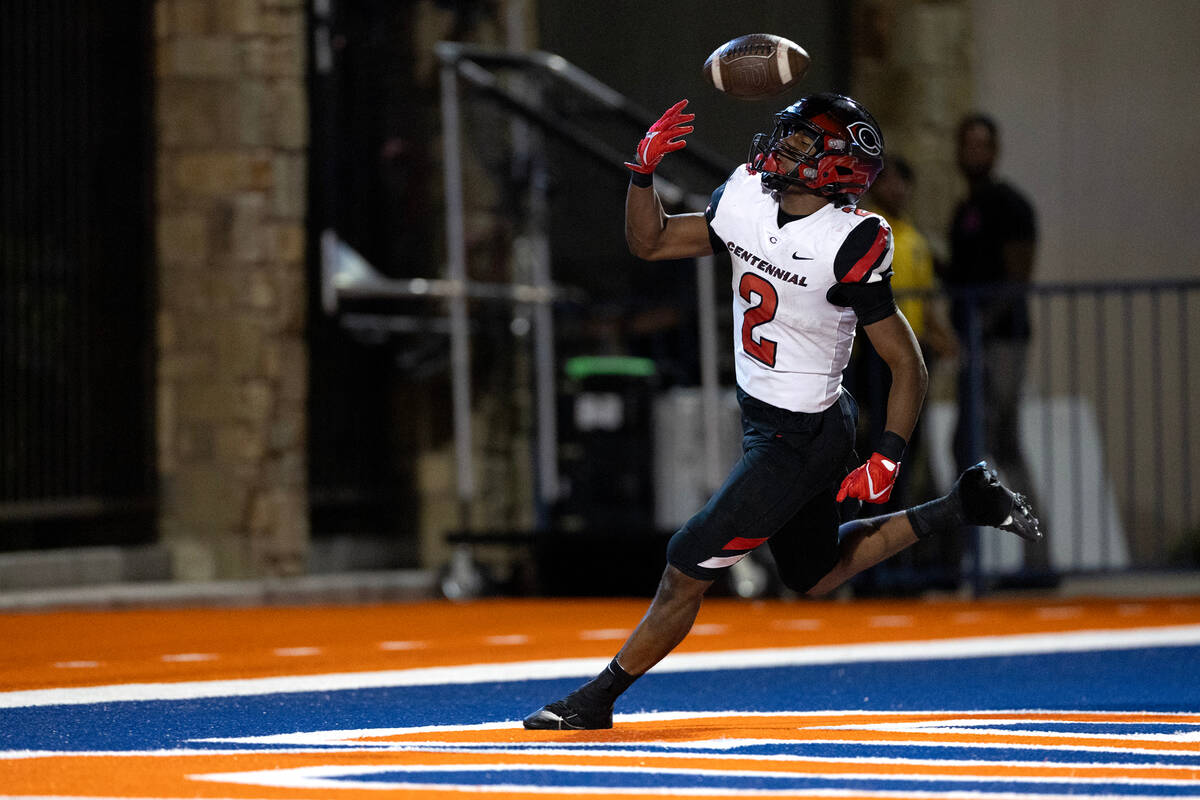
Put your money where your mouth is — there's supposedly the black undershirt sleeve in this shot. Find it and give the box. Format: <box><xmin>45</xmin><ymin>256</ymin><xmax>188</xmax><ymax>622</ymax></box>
<box><xmin>828</xmin><ymin>280</ymin><xmax>897</xmax><ymax>325</ymax></box>
<box><xmin>705</xmin><ymin>179</ymin><xmax>730</xmax><ymax>258</ymax></box>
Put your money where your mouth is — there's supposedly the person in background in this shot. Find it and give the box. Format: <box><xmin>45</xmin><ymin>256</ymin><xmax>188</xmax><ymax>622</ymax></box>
<box><xmin>870</xmin><ymin>157</ymin><xmax>958</xmax><ymax>366</ymax></box>
<box><xmin>940</xmin><ymin>113</ymin><xmax>1048</xmax><ymax>573</ymax></box>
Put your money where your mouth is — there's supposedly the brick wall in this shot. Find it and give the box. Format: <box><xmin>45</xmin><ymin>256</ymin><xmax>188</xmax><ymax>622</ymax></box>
<box><xmin>154</xmin><ymin>0</ymin><xmax>309</xmax><ymax>579</ymax></box>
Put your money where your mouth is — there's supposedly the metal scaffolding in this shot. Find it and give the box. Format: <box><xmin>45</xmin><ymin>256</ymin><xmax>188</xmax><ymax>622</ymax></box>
<box><xmin>322</xmin><ymin>42</ymin><xmax>731</xmax><ymax>533</ymax></box>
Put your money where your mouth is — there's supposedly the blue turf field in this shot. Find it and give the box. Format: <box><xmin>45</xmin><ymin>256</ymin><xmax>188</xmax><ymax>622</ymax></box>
<box><xmin>3</xmin><ymin>599</ymin><xmax>1200</xmax><ymax>798</ymax></box>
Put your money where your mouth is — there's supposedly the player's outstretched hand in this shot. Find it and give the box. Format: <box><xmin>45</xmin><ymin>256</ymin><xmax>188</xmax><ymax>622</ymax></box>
<box><xmin>625</xmin><ymin>99</ymin><xmax>694</xmax><ymax>175</ymax></box>
<box><xmin>837</xmin><ymin>452</ymin><xmax>900</xmax><ymax>504</ymax></box>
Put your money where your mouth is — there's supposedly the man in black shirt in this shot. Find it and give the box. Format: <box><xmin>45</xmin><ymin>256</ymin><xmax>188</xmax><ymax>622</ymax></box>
<box><xmin>941</xmin><ymin>113</ymin><xmax>1046</xmax><ymax>569</ymax></box>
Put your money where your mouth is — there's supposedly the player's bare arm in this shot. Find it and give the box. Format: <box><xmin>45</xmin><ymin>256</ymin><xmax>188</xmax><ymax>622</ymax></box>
<box><xmin>864</xmin><ymin>310</ymin><xmax>928</xmax><ymax>442</ymax></box>
<box><xmin>625</xmin><ymin>193</ymin><xmax>712</xmax><ymax>261</ymax></box>
<box><xmin>837</xmin><ymin>309</ymin><xmax>928</xmax><ymax>505</ymax></box>
<box><xmin>623</xmin><ymin>99</ymin><xmax>714</xmax><ymax>262</ymax></box>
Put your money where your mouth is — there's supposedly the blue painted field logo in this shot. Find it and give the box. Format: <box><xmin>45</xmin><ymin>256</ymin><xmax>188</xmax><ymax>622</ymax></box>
<box><xmin>194</xmin><ymin>710</ymin><xmax>1200</xmax><ymax>797</ymax></box>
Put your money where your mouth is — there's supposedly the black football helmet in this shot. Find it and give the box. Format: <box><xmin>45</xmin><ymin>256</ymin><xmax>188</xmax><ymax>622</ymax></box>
<box><xmin>748</xmin><ymin>92</ymin><xmax>885</xmax><ymax>206</ymax></box>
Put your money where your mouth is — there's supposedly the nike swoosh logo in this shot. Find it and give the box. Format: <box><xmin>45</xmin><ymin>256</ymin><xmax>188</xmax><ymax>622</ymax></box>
<box><xmin>792</xmin><ymin>253</ymin><xmax>813</xmax><ymax>260</ymax></box>
<box><xmin>637</xmin><ymin>132</ymin><xmax>659</xmax><ymax>162</ymax></box>
<box><xmin>865</xmin><ymin>470</ymin><xmax>888</xmax><ymax>501</ymax></box>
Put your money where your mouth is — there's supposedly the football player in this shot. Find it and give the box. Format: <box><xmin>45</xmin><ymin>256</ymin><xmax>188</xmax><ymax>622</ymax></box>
<box><xmin>524</xmin><ymin>94</ymin><xmax>1041</xmax><ymax>731</ymax></box>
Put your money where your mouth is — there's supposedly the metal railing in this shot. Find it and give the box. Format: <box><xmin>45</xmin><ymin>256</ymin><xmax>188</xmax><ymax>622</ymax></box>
<box><xmin>320</xmin><ymin>43</ymin><xmax>733</xmax><ymax>533</ymax></box>
<box><xmin>934</xmin><ymin>280</ymin><xmax>1200</xmax><ymax>588</ymax></box>
<box><xmin>0</xmin><ymin>0</ymin><xmax>155</xmax><ymax>547</ymax></box>
<box><xmin>433</xmin><ymin>43</ymin><xmax>733</xmax><ymax>529</ymax></box>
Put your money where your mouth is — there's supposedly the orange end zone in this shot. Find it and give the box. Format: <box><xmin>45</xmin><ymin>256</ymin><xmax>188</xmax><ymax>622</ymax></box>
<box><xmin>2</xmin><ymin>595</ymin><xmax>1199</xmax><ymax>692</ymax></box>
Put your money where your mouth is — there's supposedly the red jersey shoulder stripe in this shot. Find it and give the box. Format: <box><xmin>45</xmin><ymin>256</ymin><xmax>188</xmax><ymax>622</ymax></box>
<box><xmin>836</xmin><ymin>218</ymin><xmax>892</xmax><ymax>285</ymax></box>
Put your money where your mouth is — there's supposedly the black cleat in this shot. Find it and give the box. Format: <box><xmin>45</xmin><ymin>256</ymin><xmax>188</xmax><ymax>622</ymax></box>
<box><xmin>523</xmin><ymin>695</ymin><xmax>613</xmax><ymax>730</ymax></box>
<box><xmin>956</xmin><ymin>461</ymin><xmax>1043</xmax><ymax>542</ymax></box>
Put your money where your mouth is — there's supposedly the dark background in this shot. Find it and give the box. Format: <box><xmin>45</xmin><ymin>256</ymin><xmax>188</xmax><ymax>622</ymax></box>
<box><xmin>0</xmin><ymin>0</ymin><xmax>849</xmax><ymax>554</ymax></box>
<box><xmin>306</xmin><ymin>1</ymin><xmax>853</xmax><ymax>550</ymax></box>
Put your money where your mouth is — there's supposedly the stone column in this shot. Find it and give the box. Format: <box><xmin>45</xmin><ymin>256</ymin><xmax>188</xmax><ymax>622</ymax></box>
<box><xmin>852</xmin><ymin>0</ymin><xmax>973</xmax><ymax>255</ymax></box>
<box><xmin>154</xmin><ymin>0</ymin><xmax>309</xmax><ymax>579</ymax></box>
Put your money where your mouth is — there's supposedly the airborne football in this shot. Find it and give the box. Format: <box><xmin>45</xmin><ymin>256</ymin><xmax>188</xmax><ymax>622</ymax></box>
<box><xmin>702</xmin><ymin>33</ymin><xmax>810</xmax><ymax>100</ymax></box>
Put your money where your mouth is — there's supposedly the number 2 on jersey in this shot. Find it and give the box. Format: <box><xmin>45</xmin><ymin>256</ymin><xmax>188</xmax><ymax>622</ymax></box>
<box><xmin>739</xmin><ymin>273</ymin><xmax>778</xmax><ymax>367</ymax></box>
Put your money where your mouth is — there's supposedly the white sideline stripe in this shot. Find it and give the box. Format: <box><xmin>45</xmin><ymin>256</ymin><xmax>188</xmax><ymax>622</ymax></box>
<box><xmin>3</xmin><ymin>624</ymin><xmax>1200</xmax><ymax>709</ymax></box>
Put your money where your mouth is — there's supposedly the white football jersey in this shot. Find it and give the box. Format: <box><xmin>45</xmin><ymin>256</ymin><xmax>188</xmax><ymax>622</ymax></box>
<box><xmin>706</xmin><ymin>166</ymin><xmax>895</xmax><ymax>413</ymax></box>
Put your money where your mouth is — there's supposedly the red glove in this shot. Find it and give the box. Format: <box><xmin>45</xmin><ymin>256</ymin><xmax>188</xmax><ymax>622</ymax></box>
<box><xmin>625</xmin><ymin>99</ymin><xmax>694</xmax><ymax>175</ymax></box>
<box><xmin>837</xmin><ymin>451</ymin><xmax>901</xmax><ymax>504</ymax></box>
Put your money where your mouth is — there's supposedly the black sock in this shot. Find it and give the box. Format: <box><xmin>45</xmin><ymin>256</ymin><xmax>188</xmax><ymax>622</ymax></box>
<box><xmin>570</xmin><ymin>658</ymin><xmax>637</xmax><ymax>708</ymax></box>
<box><xmin>906</xmin><ymin>490</ymin><xmax>966</xmax><ymax>539</ymax></box>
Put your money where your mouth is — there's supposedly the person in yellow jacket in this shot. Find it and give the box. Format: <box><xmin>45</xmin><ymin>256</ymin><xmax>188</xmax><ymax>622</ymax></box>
<box><xmin>869</xmin><ymin>156</ymin><xmax>957</xmax><ymax>362</ymax></box>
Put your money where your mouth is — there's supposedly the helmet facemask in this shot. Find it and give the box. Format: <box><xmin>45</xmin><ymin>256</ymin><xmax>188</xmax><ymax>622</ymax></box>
<box><xmin>747</xmin><ymin>96</ymin><xmax>884</xmax><ymax>206</ymax></box>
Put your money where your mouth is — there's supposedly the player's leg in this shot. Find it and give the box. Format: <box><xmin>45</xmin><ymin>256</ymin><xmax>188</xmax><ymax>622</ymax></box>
<box><xmin>522</xmin><ymin>493</ymin><xmax>745</xmax><ymax>732</ymax></box>
<box><xmin>919</xmin><ymin>460</ymin><xmax>1042</xmax><ymax>543</ymax></box>
<box><xmin>777</xmin><ymin>461</ymin><xmax>1043</xmax><ymax>598</ymax></box>
<box><xmin>522</xmin><ymin>564</ymin><xmax>710</xmax><ymax>731</ymax></box>
<box><xmin>523</xmin><ymin>481</ymin><xmax>760</xmax><ymax>731</ymax></box>
<box><xmin>617</xmin><ymin>565</ymin><xmax>712</xmax><ymax>674</ymax></box>
<box><xmin>522</xmin><ymin>457</ymin><xmax>764</xmax><ymax>730</ymax></box>
<box><xmin>523</xmin><ymin>442</ymin><xmax>800</xmax><ymax>730</ymax></box>
<box><xmin>805</xmin><ymin>512</ymin><xmax>918</xmax><ymax>596</ymax></box>
<box><xmin>767</xmin><ymin>491</ymin><xmax>842</xmax><ymax>594</ymax></box>
<box><xmin>524</xmin><ymin>395</ymin><xmax>841</xmax><ymax>731</ymax></box>
<box><xmin>766</xmin><ymin>489</ymin><xmax>916</xmax><ymax>597</ymax></box>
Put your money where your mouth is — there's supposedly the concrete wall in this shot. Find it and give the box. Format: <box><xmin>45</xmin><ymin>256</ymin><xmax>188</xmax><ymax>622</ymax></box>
<box><xmin>154</xmin><ymin>0</ymin><xmax>310</xmax><ymax>579</ymax></box>
<box><xmin>970</xmin><ymin>0</ymin><xmax>1200</xmax><ymax>283</ymax></box>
